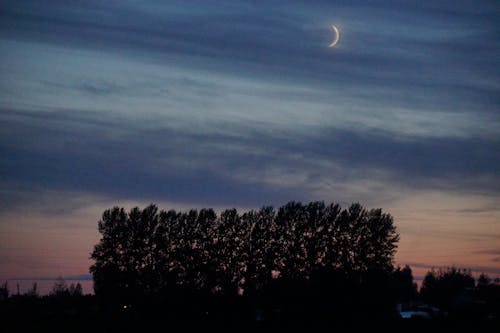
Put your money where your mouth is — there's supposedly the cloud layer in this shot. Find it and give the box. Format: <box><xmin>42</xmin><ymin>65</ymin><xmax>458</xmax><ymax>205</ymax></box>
<box><xmin>0</xmin><ymin>0</ymin><xmax>499</xmax><ymax>280</ymax></box>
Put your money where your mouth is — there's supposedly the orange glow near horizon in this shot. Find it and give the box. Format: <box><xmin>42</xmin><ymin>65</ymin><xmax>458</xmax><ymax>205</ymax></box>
<box><xmin>1</xmin><ymin>190</ymin><xmax>498</xmax><ymax>292</ymax></box>
<box><xmin>390</xmin><ymin>190</ymin><xmax>500</xmax><ymax>283</ymax></box>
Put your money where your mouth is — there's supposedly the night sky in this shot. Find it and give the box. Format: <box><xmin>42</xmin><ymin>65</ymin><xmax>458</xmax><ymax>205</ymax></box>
<box><xmin>0</xmin><ymin>0</ymin><xmax>499</xmax><ymax>292</ymax></box>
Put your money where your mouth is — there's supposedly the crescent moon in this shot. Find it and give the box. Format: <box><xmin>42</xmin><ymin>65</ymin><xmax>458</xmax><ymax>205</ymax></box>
<box><xmin>329</xmin><ymin>25</ymin><xmax>340</xmax><ymax>47</ymax></box>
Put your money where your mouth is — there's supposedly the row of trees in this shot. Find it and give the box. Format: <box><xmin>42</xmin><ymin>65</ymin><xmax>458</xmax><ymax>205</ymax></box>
<box><xmin>0</xmin><ymin>279</ymin><xmax>83</xmax><ymax>300</ymax></box>
<box><xmin>89</xmin><ymin>202</ymin><xmax>500</xmax><ymax>326</ymax></box>
<box><xmin>2</xmin><ymin>268</ymin><xmax>497</xmax><ymax>331</ymax></box>
<box><xmin>90</xmin><ymin>202</ymin><xmax>399</xmax><ymax>303</ymax></box>
<box><xmin>0</xmin><ymin>280</ymin><xmax>93</xmax><ymax>333</ymax></box>
<box><xmin>421</xmin><ymin>267</ymin><xmax>500</xmax><ymax>313</ymax></box>
<box><xmin>3</xmin><ymin>267</ymin><xmax>497</xmax><ymax>308</ymax></box>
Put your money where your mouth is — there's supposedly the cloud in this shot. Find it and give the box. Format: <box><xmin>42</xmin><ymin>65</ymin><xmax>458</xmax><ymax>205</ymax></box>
<box><xmin>477</xmin><ymin>249</ymin><xmax>500</xmax><ymax>255</ymax></box>
<box><xmin>1</xmin><ymin>0</ymin><xmax>499</xmax><ymax>130</ymax></box>
<box><xmin>8</xmin><ymin>274</ymin><xmax>92</xmax><ymax>281</ymax></box>
<box><xmin>402</xmin><ymin>261</ymin><xmax>500</xmax><ymax>276</ymax></box>
<box><xmin>475</xmin><ymin>249</ymin><xmax>500</xmax><ymax>260</ymax></box>
<box><xmin>459</xmin><ymin>206</ymin><xmax>500</xmax><ymax>214</ymax></box>
<box><xmin>1</xmin><ymin>106</ymin><xmax>498</xmax><ymax>211</ymax></box>
<box><xmin>2</xmin><ymin>37</ymin><xmax>498</xmax><ymax>163</ymax></box>
<box><xmin>1</xmin><ymin>0</ymin><xmax>498</xmax><ymax>284</ymax></box>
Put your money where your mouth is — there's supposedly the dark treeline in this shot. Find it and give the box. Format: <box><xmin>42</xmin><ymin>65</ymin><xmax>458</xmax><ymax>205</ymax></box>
<box><xmin>2</xmin><ymin>202</ymin><xmax>499</xmax><ymax>332</ymax></box>
<box><xmin>421</xmin><ymin>267</ymin><xmax>500</xmax><ymax>318</ymax></box>
<box><xmin>90</xmin><ymin>202</ymin><xmax>399</xmax><ymax>302</ymax></box>
<box><xmin>89</xmin><ymin>202</ymin><xmax>402</xmax><ymax>329</ymax></box>
<box><xmin>0</xmin><ymin>279</ymin><xmax>95</xmax><ymax>333</ymax></box>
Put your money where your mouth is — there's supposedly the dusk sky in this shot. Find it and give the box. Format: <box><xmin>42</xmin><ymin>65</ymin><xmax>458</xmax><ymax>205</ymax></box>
<box><xmin>0</xmin><ymin>0</ymin><xmax>499</xmax><ymax>293</ymax></box>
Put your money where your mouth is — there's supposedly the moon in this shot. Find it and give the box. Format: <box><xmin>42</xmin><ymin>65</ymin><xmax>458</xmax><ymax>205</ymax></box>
<box><xmin>329</xmin><ymin>25</ymin><xmax>340</xmax><ymax>47</ymax></box>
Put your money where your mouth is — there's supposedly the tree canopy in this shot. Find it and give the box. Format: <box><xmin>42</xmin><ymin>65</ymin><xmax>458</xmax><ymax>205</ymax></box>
<box><xmin>420</xmin><ymin>267</ymin><xmax>475</xmax><ymax>310</ymax></box>
<box><xmin>90</xmin><ymin>201</ymin><xmax>399</xmax><ymax>303</ymax></box>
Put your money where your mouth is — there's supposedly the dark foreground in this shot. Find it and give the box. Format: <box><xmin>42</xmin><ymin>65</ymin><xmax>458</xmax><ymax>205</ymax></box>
<box><xmin>2</xmin><ymin>295</ymin><xmax>498</xmax><ymax>333</ymax></box>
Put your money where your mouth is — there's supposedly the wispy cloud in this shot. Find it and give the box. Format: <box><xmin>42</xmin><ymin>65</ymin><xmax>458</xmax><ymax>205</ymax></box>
<box><xmin>0</xmin><ymin>0</ymin><xmax>498</xmax><ymax>280</ymax></box>
<box><xmin>403</xmin><ymin>261</ymin><xmax>500</xmax><ymax>276</ymax></box>
<box><xmin>1</xmin><ymin>107</ymin><xmax>498</xmax><ymax>209</ymax></box>
<box><xmin>8</xmin><ymin>274</ymin><xmax>92</xmax><ymax>281</ymax></box>
<box><xmin>1</xmin><ymin>0</ymin><xmax>498</xmax><ymax>139</ymax></box>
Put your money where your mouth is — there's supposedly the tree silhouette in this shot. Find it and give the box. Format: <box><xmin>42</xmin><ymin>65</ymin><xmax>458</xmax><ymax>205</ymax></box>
<box><xmin>49</xmin><ymin>277</ymin><xmax>83</xmax><ymax>298</ymax></box>
<box><xmin>0</xmin><ymin>282</ymin><xmax>8</xmax><ymax>301</ymax></box>
<box><xmin>90</xmin><ymin>201</ymin><xmax>400</xmax><ymax>319</ymax></box>
<box><xmin>51</xmin><ymin>277</ymin><xmax>68</xmax><ymax>297</ymax></box>
<box><xmin>392</xmin><ymin>265</ymin><xmax>417</xmax><ymax>303</ymax></box>
<box><xmin>421</xmin><ymin>267</ymin><xmax>475</xmax><ymax>310</ymax></box>
<box><xmin>25</xmin><ymin>282</ymin><xmax>38</xmax><ymax>298</ymax></box>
